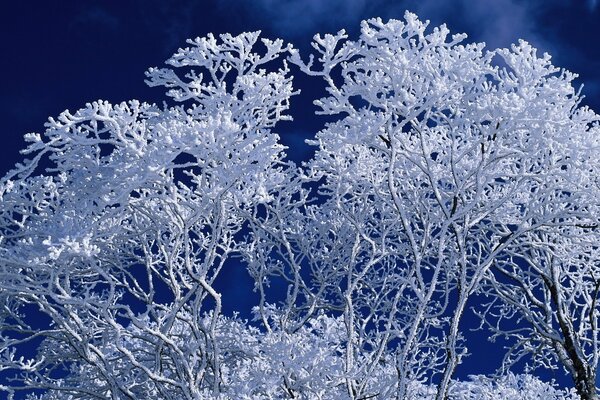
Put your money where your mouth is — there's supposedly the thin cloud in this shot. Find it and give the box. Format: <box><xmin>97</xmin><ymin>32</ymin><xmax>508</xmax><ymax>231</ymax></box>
<box><xmin>410</xmin><ymin>0</ymin><xmax>538</xmax><ymax>49</ymax></box>
<box><xmin>220</xmin><ymin>0</ymin><xmax>599</xmax><ymax>108</ymax></box>
<box><xmin>71</xmin><ymin>6</ymin><xmax>120</xmax><ymax>32</ymax></box>
<box><xmin>222</xmin><ymin>0</ymin><xmax>551</xmax><ymax>51</ymax></box>
<box><xmin>136</xmin><ymin>0</ymin><xmax>201</xmax><ymax>55</ymax></box>
<box><xmin>219</xmin><ymin>0</ymin><xmax>372</xmax><ymax>37</ymax></box>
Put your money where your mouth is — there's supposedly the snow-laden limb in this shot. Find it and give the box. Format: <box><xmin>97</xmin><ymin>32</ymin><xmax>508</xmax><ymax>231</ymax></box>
<box><xmin>145</xmin><ymin>32</ymin><xmax>296</xmax><ymax>130</ymax></box>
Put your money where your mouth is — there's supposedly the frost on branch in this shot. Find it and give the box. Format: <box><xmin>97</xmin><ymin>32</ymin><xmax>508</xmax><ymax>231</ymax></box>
<box><xmin>145</xmin><ymin>32</ymin><xmax>295</xmax><ymax>130</ymax></box>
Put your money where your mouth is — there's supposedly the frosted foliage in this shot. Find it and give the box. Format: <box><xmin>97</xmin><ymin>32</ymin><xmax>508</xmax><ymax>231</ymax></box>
<box><xmin>291</xmin><ymin>11</ymin><xmax>599</xmax><ymax>400</ymax></box>
<box><xmin>1</xmin><ymin>12</ymin><xmax>599</xmax><ymax>400</ymax></box>
<box><xmin>0</xmin><ymin>33</ymin><xmax>296</xmax><ymax>400</ymax></box>
<box><xmin>23</xmin><ymin>313</ymin><xmax>577</xmax><ymax>400</ymax></box>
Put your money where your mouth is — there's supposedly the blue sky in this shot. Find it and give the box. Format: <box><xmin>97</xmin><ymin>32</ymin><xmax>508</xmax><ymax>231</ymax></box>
<box><xmin>1</xmin><ymin>0</ymin><xmax>599</xmax><ymax>385</ymax></box>
<box><xmin>1</xmin><ymin>0</ymin><xmax>599</xmax><ymax>173</ymax></box>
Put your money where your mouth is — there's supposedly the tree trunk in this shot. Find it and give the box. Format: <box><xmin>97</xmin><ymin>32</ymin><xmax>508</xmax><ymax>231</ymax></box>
<box><xmin>544</xmin><ymin>276</ymin><xmax>597</xmax><ymax>400</ymax></box>
<box><xmin>435</xmin><ymin>293</ymin><xmax>468</xmax><ymax>400</ymax></box>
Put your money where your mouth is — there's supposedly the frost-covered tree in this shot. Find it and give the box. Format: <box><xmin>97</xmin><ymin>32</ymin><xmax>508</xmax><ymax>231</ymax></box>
<box><xmin>0</xmin><ymin>32</ymin><xmax>296</xmax><ymax>399</ymax></box>
<box><xmin>289</xmin><ymin>12</ymin><xmax>600</xmax><ymax>400</ymax></box>
<box><xmin>1</xmin><ymin>11</ymin><xmax>599</xmax><ymax>400</ymax></box>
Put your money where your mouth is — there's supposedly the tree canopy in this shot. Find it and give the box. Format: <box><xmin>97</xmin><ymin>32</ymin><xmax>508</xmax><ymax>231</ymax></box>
<box><xmin>1</xmin><ymin>12</ymin><xmax>598</xmax><ymax>400</ymax></box>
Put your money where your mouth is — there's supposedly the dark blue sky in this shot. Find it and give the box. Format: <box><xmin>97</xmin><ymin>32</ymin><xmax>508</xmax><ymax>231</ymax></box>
<box><xmin>1</xmin><ymin>0</ymin><xmax>599</xmax><ymax>386</ymax></box>
<box><xmin>2</xmin><ymin>0</ymin><xmax>599</xmax><ymax>172</ymax></box>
